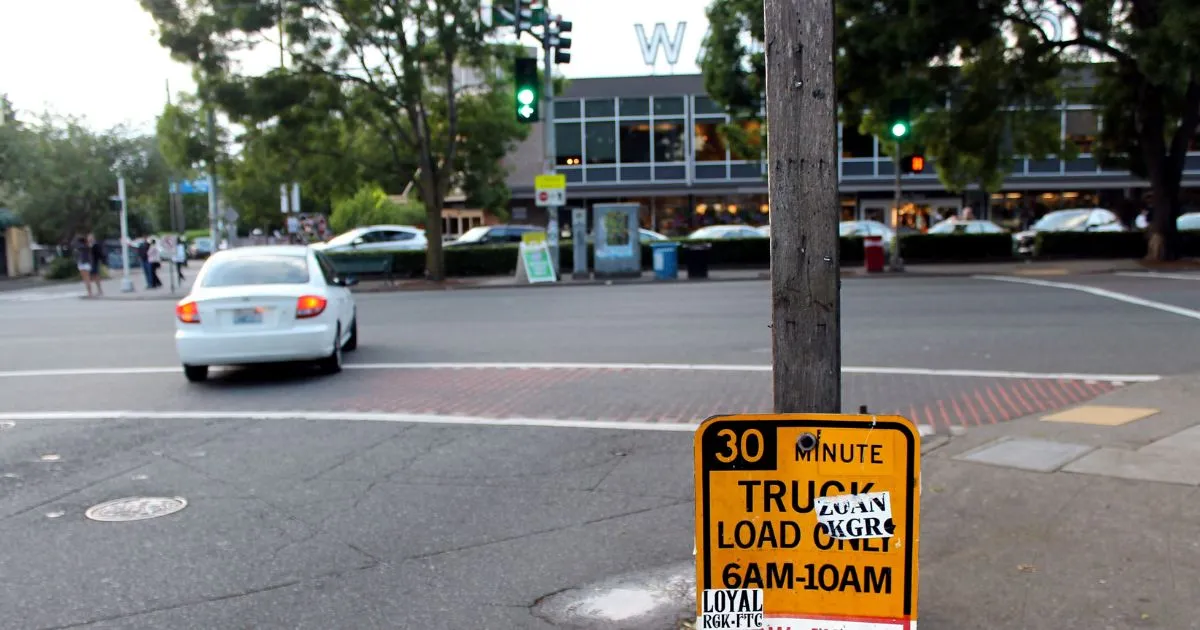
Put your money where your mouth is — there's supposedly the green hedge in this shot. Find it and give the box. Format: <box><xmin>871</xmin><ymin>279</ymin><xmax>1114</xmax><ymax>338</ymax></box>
<box><xmin>1034</xmin><ymin>230</ymin><xmax>1200</xmax><ymax>259</ymax></box>
<box><xmin>899</xmin><ymin>233</ymin><xmax>1015</xmax><ymax>262</ymax></box>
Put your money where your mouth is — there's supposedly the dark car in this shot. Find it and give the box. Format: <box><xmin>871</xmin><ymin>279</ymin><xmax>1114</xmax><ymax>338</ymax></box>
<box><xmin>445</xmin><ymin>224</ymin><xmax>543</xmax><ymax>247</ymax></box>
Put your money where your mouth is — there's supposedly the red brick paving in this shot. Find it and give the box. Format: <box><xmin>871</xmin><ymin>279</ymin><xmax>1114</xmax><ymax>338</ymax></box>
<box><xmin>201</xmin><ymin>367</ymin><xmax>1121</xmax><ymax>430</ymax></box>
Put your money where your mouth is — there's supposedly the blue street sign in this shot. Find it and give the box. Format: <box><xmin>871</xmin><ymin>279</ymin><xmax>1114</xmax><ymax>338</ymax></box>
<box><xmin>170</xmin><ymin>179</ymin><xmax>210</xmax><ymax>195</ymax></box>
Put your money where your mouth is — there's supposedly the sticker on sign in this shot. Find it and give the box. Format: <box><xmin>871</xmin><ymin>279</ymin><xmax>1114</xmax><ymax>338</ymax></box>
<box><xmin>699</xmin><ymin>589</ymin><xmax>763</xmax><ymax>629</ymax></box>
<box><xmin>815</xmin><ymin>491</ymin><xmax>894</xmax><ymax>540</ymax></box>
<box><xmin>754</xmin><ymin>618</ymin><xmax>908</xmax><ymax>630</ymax></box>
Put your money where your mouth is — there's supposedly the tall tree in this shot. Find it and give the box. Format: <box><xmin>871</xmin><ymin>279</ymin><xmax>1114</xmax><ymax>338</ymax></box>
<box><xmin>140</xmin><ymin>0</ymin><xmax>529</xmax><ymax>280</ymax></box>
<box><xmin>700</xmin><ymin>0</ymin><xmax>1199</xmax><ymax>260</ymax></box>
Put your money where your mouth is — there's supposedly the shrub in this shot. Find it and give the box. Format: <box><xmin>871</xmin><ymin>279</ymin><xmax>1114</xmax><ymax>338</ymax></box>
<box><xmin>1034</xmin><ymin>232</ymin><xmax>1147</xmax><ymax>259</ymax></box>
<box><xmin>44</xmin><ymin>256</ymin><xmax>81</xmax><ymax>280</ymax></box>
<box><xmin>899</xmin><ymin>233</ymin><xmax>1015</xmax><ymax>262</ymax></box>
<box><xmin>329</xmin><ymin>184</ymin><xmax>425</xmax><ymax>234</ymax></box>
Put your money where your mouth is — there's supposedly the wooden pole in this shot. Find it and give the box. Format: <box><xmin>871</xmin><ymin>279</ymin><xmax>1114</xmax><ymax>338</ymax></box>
<box><xmin>766</xmin><ymin>0</ymin><xmax>841</xmax><ymax>413</ymax></box>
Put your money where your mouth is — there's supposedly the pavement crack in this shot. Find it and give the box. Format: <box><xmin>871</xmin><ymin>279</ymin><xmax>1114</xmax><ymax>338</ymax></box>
<box><xmin>408</xmin><ymin>499</ymin><xmax>690</xmax><ymax>562</ymax></box>
<box><xmin>0</xmin><ymin>461</ymin><xmax>149</xmax><ymax>522</ymax></box>
<box><xmin>300</xmin><ymin>425</ymin><xmax>415</xmax><ymax>483</ymax></box>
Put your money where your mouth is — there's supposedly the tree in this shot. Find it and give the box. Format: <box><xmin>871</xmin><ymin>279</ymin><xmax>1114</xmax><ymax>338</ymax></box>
<box><xmin>140</xmin><ymin>0</ymin><xmax>530</xmax><ymax>279</ymax></box>
<box><xmin>700</xmin><ymin>0</ymin><xmax>1200</xmax><ymax>260</ymax></box>
<box><xmin>329</xmin><ymin>183</ymin><xmax>424</xmax><ymax>234</ymax></box>
<box><xmin>2</xmin><ymin>114</ymin><xmax>161</xmax><ymax>243</ymax></box>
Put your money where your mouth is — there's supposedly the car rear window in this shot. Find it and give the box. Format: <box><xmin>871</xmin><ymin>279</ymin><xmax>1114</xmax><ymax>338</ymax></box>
<box><xmin>201</xmin><ymin>255</ymin><xmax>310</xmax><ymax>287</ymax></box>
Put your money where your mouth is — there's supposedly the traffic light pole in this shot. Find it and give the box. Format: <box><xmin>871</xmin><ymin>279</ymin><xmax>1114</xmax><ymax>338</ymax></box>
<box><xmin>542</xmin><ymin>15</ymin><xmax>559</xmax><ymax>269</ymax></box>
<box><xmin>890</xmin><ymin>140</ymin><xmax>905</xmax><ymax>271</ymax></box>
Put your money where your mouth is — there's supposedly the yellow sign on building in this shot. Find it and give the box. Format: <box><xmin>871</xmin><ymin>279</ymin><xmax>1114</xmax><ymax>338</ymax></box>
<box><xmin>694</xmin><ymin>413</ymin><xmax>921</xmax><ymax>630</ymax></box>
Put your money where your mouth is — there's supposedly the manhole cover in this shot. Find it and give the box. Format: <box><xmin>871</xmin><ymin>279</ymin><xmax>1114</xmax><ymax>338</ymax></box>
<box><xmin>85</xmin><ymin>497</ymin><xmax>188</xmax><ymax>522</ymax></box>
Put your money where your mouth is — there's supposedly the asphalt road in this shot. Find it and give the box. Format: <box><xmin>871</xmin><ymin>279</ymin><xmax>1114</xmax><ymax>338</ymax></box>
<box><xmin>1</xmin><ymin>272</ymin><xmax>1199</xmax><ymax>629</ymax></box>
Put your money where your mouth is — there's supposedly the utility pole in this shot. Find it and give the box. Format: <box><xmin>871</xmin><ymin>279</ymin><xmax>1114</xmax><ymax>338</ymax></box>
<box><xmin>541</xmin><ymin>2</ymin><xmax>559</xmax><ymax>268</ymax></box>
<box><xmin>117</xmin><ymin>177</ymin><xmax>134</xmax><ymax>293</ymax></box>
<box><xmin>205</xmin><ymin>109</ymin><xmax>219</xmax><ymax>247</ymax></box>
<box><xmin>891</xmin><ymin>141</ymin><xmax>904</xmax><ymax>270</ymax></box>
<box><xmin>765</xmin><ymin>0</ymin><xmax>841</xmax><ymax>413</ymax></box>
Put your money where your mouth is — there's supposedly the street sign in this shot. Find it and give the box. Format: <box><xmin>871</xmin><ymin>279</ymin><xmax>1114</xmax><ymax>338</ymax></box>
<box><xmin>171</xmin><ymin>179</ymin><xmax>210</xmax><ymax>195</ymax></box>
<box><xmin>694</xmin><ymin>413</ymin><xmax>921</xmax><ymax>630</ymax></box>
<box><xmin>534</xmin><ymin>174</ymin><xmax>567</xmax><ymax>207</ymax></box>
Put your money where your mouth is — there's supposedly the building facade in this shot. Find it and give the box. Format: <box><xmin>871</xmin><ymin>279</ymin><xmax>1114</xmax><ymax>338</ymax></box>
<box><xmin>503</xmin><ymin>73</ymin><xmax>1200</xmax><ymax>237</ymax></box>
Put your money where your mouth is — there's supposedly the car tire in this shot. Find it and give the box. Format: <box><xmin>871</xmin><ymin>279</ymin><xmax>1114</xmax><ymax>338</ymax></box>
<box><xmin>319</xmin><ymin>326</ymin><xmax>343</xmax><ymax>374</ymax></box>
<box><xmin>184</xmin><ymin>364</ymin><xmax>208</xmax><ymax>383</ymax></box>
<box><xmin>344</xmin><ymin>317</ymin><xmax>358</xmax><ymax>352</ymax></box>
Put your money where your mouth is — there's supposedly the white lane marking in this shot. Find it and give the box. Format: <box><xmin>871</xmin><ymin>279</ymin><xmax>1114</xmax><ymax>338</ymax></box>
<box><xmin>0</xmin><ymin>410</ymin><xmax>699</xmax><ymax>432</ymax></box>
<box><xmin>976</xmin><ymin>275</ymin><xmax>1200</xmax><ymax>322</ymax></box>
<box><xmin>0</xmin><ymin>290</ymin><xmax>82</xmax><ymax>303</ymax></box>
<box><xmin>1115</xmin><ymin>271</ymin><xmax>1200</xmax><ymax>281</ymax></box>
<box><xmin>0</xmin><ymin>362</ymin><xmax>1162</xmax><ymax>382</ymax></box>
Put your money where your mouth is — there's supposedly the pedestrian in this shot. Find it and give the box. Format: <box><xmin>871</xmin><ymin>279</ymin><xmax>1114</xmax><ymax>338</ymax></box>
<box><xmin>74</xmin><ymin>235</ymin><xmax>96</xmax><ymax>298</ymax></box>
<box><xmin>147</xmin><ymin>238</ymin><xmax>162</xmax><ymax>288</ymax></box>
<box><xmin>173</xmin><ymin>235</ymin><xmax>186</xmax><ymax>283</ymax></box>
<box><xmin>86</xmin><ymin>234</ymin><xmax>104</xmax><ymax>297</ymax></box>
<box><xmin>134</xmin><ymin>236</ymin><xmax>153</xmax><ymax>288</ymax></box>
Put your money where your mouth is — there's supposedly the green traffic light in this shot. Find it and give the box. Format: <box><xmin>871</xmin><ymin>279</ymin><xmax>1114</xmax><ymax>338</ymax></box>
<box><xmin>517</xmin><ymin>88</ymin><xmax>535</xmax><ymax>105</ymax></box>
<box><xmin>891</xmin><ymin>122</ymin><xmax>908</xmax><ymax>138</ymax></box>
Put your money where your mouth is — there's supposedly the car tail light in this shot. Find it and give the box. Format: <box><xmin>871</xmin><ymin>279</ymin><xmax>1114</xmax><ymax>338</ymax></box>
<box><xmin>176</xmin><ymin>301</ymin><xmax>200</xmax><ymax>324</ymax></box>
<box><xmin>296</xmin><ymin>295</ymin><xmax>327</xmax><ymax>318</ymax></box>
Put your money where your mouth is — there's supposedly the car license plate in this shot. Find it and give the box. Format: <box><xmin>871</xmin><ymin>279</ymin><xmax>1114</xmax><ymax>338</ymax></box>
<box><xmin>233</xmin><ymin>308</ymin><xmax>263</xmax><ymax>325</ymax></box>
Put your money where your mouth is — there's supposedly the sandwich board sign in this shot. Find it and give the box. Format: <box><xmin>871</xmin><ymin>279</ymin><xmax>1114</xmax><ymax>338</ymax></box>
<box><xmin>694</xmin><ymin>413</ymin><xmax>921</xmax><ymax>630</ymax></box>
<box><xmin>515</xmin><ymin>231</ymin><xmax>557</xmax><ymax>284</ymax></box>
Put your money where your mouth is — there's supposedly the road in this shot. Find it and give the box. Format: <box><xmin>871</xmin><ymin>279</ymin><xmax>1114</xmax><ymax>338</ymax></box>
<box><xmin>1</xmin><ymin>272</ymin><xmax>1198</xmax><ymax>629</ymax></box>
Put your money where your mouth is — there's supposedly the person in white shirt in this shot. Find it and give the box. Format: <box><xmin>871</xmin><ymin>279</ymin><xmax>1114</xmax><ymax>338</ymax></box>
<box><xmin>147</xmin><ymin>238</ymin><xmax>163</xmax><ymax>288</ymax></box>
<box><xmin>173</xmin><ymin>235</ymin><xmax>187</xmax><ymax>283</ymax></box>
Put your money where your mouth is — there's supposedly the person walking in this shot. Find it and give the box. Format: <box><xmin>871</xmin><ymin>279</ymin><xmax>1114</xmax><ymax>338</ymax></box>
<box><xmin>147</xmin><ymin>238</ymin><xmax>163</xmax><ymax>288</ymax></box>
<box><xmin>74</xmin><ymin>236</ymin><xmax>96</xmax><ymax>298</ymax></box>
<box><xmin>173</xmin><ymin>235</ymin><xmax>187</xmax><ymax>284</ymax></box>
<box><xmin>86</xmin><ymin>234</ymin><xmax>104</xmax><ymax>297</ymax></box>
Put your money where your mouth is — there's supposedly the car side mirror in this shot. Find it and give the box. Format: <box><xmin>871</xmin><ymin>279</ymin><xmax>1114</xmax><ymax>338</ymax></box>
<box><xmin>352</xmin><ymin>238</ymin><xmax>364</xmax><ymax>247</ymax></box>
<box><xmin>341</xmin><ymin>275</ymin><xmax>359</xmax><ymax>287</ymax></box>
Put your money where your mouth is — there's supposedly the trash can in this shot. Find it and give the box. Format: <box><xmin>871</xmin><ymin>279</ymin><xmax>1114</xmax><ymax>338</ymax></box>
<box><xmin>685</xmin><ymin>242</ymin><xmax>711</xmax><ymax>279</ymax></box>
<box><xmin>863</xmin><ymin>235</ymin><xmax>885</xmax><ymax>273</ymax></box>
<box><xmin>650</xmin><ymin>242</ymin><xmax>680</xmax><ymax>280</ymax></box>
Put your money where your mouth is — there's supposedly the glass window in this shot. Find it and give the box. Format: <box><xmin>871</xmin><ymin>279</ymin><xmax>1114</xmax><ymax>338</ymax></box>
<box><xmin>382</xmin><ymin>230</ymin><xmax>416</xmax><ymax>241</ymax></box>
<box><xmin>1065</xmin><ymin>86</ymin><xmax>1094</xmax><ymax>106</ymax></box>
<box><xmin>841</xmin><ymin>125</ymin><xmax>874</xmax><ymax>159</ymax></box>
<box><xmin>654</xmin><ymin>97</ymin><xmax>685</xmax><ymax>116</ymax></box>
<box><xmin>585</xmin><ymin>98</ymin><xmax>615</xmax><ymax>118</ymax></box>
<box><xmin>554</xmin><ymin>99</ymin><xmax>581</xmax><ymax>119</ymax></box>
<box><xmin>201</xmin><ymin>255</ymin><xmax>309</xmax><ymax>287</ymax></box>
<box><xmin>619</xmin><ymin>120</ymin><xmax>651</xmax><ymax>164</ymax></box>
<box><xmin>694</xmin><ymin>121</ymin><xmax>727</xmax><ymax>162</ymax></box>
<box><xmin>1066</xmin><ymin>110</ymin><xmax>1098</xmax><ymax>153</ymax></box>
<box><xmin>654</xmin><ymin>121</ymin><xmax>686</xmax><ymax>162</ymax></box>
<box><xmin>695</xmin><ymin>96</ymin><xmax>724</xmax><ymax>115</ymax></box>
<box><xmin>620</xmin><ymin>98</ymin><xmax>650</xmax><ymax>117</ymax></box>
<box><xmin>730</xmin><ymin>119</ymin><xmax>763</xmax><ymax>160</ymax></box>
<box><xmin>314</xmin><ymin>252</ymin><xmax>338</xmax><ymax>284</ymax></box>
<box><xmin>555</xmin><ymin>122</ymin><xmax>582</xmax><ymax>166</ymax></box>
<box><xmin>586</xmin><ymin>121</ymin><xmax>617</xmax><ymax>164</ymax></box>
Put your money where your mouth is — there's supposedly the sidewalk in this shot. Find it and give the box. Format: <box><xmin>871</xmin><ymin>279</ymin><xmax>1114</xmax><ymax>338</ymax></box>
<box><xmin>350</xmin><ymin>259</ymin><xmax>1147</xmax><ymax>293</ymax></box>
<box><xmin>90</xmin><ymin>264</ymin><xmax>195</xmax><ymax>301</ymax></box>
<box><xmin>914</xmin><ymin>372</ymin><xmax>1200</xmax><ymax>629</ymax></box>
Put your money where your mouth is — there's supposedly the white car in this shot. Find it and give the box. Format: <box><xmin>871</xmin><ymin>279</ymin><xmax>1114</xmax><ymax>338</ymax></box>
<box><xmin>686</xmin><ymin>225</ymin><xmax>767</xmax><ymax>240</ymax></box>
<box><xmin>312</xmin><ymin>225</ymin><xmax>427</xmax><ymax>253</ymax></box>
<box><xmin>174</xmin><ymin>245</ymin><xmax>359</xmax><ymax>382</ymax></box>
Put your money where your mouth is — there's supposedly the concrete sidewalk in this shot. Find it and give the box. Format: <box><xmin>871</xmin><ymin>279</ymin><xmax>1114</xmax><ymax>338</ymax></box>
<box><xmin>914</xmin><ymin>372</ymin><xmax>1200</xmax><ymax>629</ymax></box>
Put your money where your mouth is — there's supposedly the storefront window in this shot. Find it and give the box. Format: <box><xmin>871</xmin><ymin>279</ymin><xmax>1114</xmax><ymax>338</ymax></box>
<box><xmin>841</xmin><ymin>125</ymin><xmax>874</xmax><ymax>159</ymax></box>
<box><xmin>555</xmin><ymin>123</ymin><xmax>582</xmax><ymax>166</ymax></box>
<box><xmin>1066</xmin><ymin>110</ymin><xmax>1098</xmax><ymax>154</ymax></box>
<box><xmin>695</xmin><ymin>121</ymin><xmax>727</xmax><ymax>162</ymax></box>
<box><xmin>694</xmin><ymin>96</ymin><xmax>725</xmax><ymax>115</ymax></box>
<box><xmin>585</xmin><ymin>121</ymin><xmax>616</xmax><ymax>165</ymax></box>
<box><xmin>654</xmin><ymin>97</ymin><xmax>685</xmax><ymax>116</ymax></box>
<box><xmin>585</xmin><ymin>98</ymin><xmax>615</xmax><ymax>118</ymax></box>
<box><xmin>554</xmin><ymin>100</ymin><xmax>581</xmax><ymax>119</ymax></box>
<box><xmin>620</xmin><ymin>98</ymin><xmax>650</xmax><ymax>117</ymax></box>
<box><xmin>619</xmin><ymin>121</ymin><xmax>651</xmax><ymax>164</ymax></box>
<box><xmin>1065</xmin><ymin>86</ymin><xmax>1095</xmax><ymax>106</ymax></box>
<box><xmin>730</xmin><ymin>119</ymin><xmax>763</xmax><ymax>160</ymax></box>
<box><xmin>654</xmin><ymin>121</ymin><xmax>686</xmax><ymax>162</ymax></box>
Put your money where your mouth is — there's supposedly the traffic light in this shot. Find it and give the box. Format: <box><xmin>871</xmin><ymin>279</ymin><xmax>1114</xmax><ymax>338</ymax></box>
<box><xmin>514</xmin><ymin>0</ymin><xmax>535</xmax><ymax>32</ymax></box>
<box><xmin>888</xmin><ymin>98</ymin><xmax>910</xmax><ymax>139</ymax></box>
<box><xmin>514</xmin><ymin>57</ymin><xmax>539</xmax><ymax>123</ymax></box>
<box><xmin>550</xmin><ymin>16</ymin><xmax>572</xmax><ymax>65</ymax></box>
<box><xmin>901</xmin><ymin>153</ymin><xmax>926</xmax><ymax>174</ymax></box>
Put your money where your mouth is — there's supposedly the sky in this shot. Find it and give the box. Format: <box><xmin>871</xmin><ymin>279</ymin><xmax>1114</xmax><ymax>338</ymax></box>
<box><xmin>0</xmin><ymin>0</ymin><xmax>713</xmax><ymax>133</ymax></box>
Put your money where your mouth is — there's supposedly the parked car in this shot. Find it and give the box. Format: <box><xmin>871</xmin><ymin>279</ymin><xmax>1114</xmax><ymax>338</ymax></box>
<box><xmin>926</xmin><ymin>219</ymin><xmax>1008</xmax><ymax>235</ymax></box>
<box><xmin>312</xmin><ymin>225</ymin><xmax>427</xmax><ymax>253</ymax></box>
<box><xmin>173</xmin><ymin>245</ymin><xmax>358</xmax><ymax>383</ymax></box>
<box><xmin>839</xmin><ymin>220</ymin><xmax>897</xmax><ymax>256</ymax></box>
<box><xmin>685</xmin><ymin>225</ymin><xmax>767</xmax><ymax>240</ymax></box>
<box><xmin>1013</xmin><ymin>208</ymin><xmax>1124</xmax><ymax>255</ymax></box>
<box><xmin>444</xmin><ymin>224</ymin><xmax>543</xmax><ymax>247</ymax></box>
<box><xmin>1178</xmin><ymin>212</ymin><xmax>1200</xmax><ymax>231</ymax></box>
<box><xmin>189</xmin><ymin>237</ymin><xmax>215</xmax><ymax>259</ymax></box>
